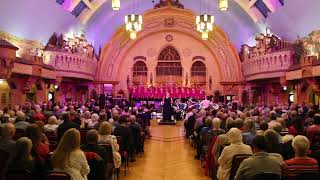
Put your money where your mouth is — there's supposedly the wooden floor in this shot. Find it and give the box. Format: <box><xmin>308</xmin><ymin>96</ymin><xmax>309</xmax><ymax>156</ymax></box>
<box><xmin>121</xmin><ymin>121</ymin><xmax>210</xmax><ymax>180</ymax></box>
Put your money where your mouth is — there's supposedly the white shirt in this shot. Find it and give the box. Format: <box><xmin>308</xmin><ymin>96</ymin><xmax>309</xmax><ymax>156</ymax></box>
<box><xmin>200</xmin><ymin>99</ymin><xmax>211</xmax><ymax>109</ymax></box>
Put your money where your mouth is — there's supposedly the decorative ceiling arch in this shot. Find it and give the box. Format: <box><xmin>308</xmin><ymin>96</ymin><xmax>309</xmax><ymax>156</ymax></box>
<box><xmin>96</xmin><ymin>6</ymin><xmax>244</xmax><ymax>83</ymax></box>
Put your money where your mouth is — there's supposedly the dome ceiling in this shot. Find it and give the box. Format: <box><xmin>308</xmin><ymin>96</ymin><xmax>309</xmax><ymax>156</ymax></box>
<box><xmin>0</xmin><ymin>0</ymin><xmax>319</xmax><ymax>50</ymax></box>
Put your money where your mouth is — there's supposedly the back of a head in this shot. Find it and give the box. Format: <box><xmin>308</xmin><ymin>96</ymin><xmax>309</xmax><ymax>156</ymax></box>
<box><xmin>252</xmin><ymin>135</ymin><xmax>268</xmax><ymax>152</ymax></box>
<box><xmin>205</xmin><ymin>116</ymin><xmax>213</xmax><ymax>127</ymax></box>
<box><xmin>119</xmin><ymin>115</ymin><xmax>128</xmax><ymax>124</ymax></box>
<box><xmin>48</xmin><ymin>116</ymin><xmax>58</xmax><ymax>125</ymax></box>
<box><xmin>25</xmin><ymin>124</ymin><xmax>42</xmax><ymax>145</ymax></box>
<box><xmin>227</xmin><ymin>128</ymin><xmax>243</xmax><ymax>144</ymax></box>
<box><xmin>91</xmin><ymin>113</ymin><xmax>99</xmax><ymax>122</ymax></box>
<box><xmin>99</xmin><ymin>113</ymin><xmax>107</xmax><ymax>121</ymax></box>
<box><xmin>235</xmin><ymin>118</ymin><xmax>244</xmax><ymax>129</ymax></box>
<box><xmin>99</xmin><ymin>121</ymin><xmax>112</xmax><ymax>135</ymax></box>
<box><xmin>86</xmin><ymin>129</ymin><xmax>99</xmax><ymax>144</ymax></box>
<box><xmin>16</xmin><ymin>137</ymin><xmax>32</xmax><ymax>160</ymax></box>
<box><xmin>259</xmin><ymin>121</ymin><xmax>268</xmax><ymax>131</ymax></box>
<box><xmin>61</xmin><ymin>112</ymin><xmax>70</xmax><ymax>122</ymax></box>
<box><xmin>129</xmin><ymin>115</ymin><xmax>136</xmax><ymax>123</ymax></box>
<box><xmin>272</xmin><ymin>122</ymin><xmax>283</xmax><ymax>134</ymax></box>
<box><xmin>212</xmin><ymin>118</ymin><xmax>221</xmax><ymax>129</ymax></box>
<box><xmin>244</xmin><ymin>118</ymin><xmax>256</xmax><ymax>133</ymax></box>
<box><xmin>292</xmin><ymin>135</ymin><xmax>310</xmax><ymax>157</ymax></box>
<box><xmin>313</xmin><ymin>114</ymin><xmax>320</xmax><ymax>124</ymax></box>
<box><xmin>264</xmin><ymin>129</ymin><xmax>281</xmax><ymax>153</ymax></box>
<box><xmin>1</xmin><ymin>123</ymin><xmax>16</xmax><ymax>138</ymax></box>
<box><xmin>270</xmin><ymin>111</ymin><xmax>277</xmax><ymax>121</ymax></box>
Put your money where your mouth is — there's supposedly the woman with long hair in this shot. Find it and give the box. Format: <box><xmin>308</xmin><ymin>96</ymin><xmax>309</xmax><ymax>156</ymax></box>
<box><xmin>51</xmin><ymin>128</ymin><xmax>90</xmax><ymax>180</ymax></box>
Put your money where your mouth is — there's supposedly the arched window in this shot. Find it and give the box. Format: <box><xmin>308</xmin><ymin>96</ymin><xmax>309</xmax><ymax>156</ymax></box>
<box><xmin>132</xmin><ymin>61</ymin><xmax>148</xmax><ymax>85</ymax></box>
<box><xmin>191</xmin><ymin>61</ymin><xmax>206</xmax><ymax>85</ymax></box>
<box><xmin>156</xmin><ymin>46</ymin><xmax>182</xmax><ymax>84</ymax></box>
<box><xmin>158</xmin><ymin>46</ymin><xmax>181</xmax><ymax>61</ymax></box>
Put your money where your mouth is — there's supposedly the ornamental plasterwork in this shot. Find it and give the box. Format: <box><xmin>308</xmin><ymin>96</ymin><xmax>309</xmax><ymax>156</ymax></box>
<box><xmin>98</xmin><ymin>7</ymin><xmax>243</xmax><ymax>83</ymax></box>
<box><xmin>182</xmin><ymin>48</ymin><xmax>192</xmax><ymax>57</ymax></box>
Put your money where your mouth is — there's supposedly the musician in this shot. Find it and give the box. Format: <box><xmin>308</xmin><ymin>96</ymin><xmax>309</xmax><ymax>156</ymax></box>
<box><xmin>200</xmin><ymin>96</ymin><xmax>211</xmax><ymax>109</ymax></box>
<box><xmin>162</xmin><ymin>92</ymin><xmax>173</xmax><ymax>121</ymax></box>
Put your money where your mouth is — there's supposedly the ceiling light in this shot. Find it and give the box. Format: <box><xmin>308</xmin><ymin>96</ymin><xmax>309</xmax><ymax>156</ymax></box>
<box><xmin>219</xmin><ymin>0</ymin><xmax>228</xmax><ymax>11</ymax></box>
<box><xmin>196</xmin><ymin>14</ymin><xmax>214</xmax><ymax>40</ymax></box>
<box><xmin>112</xmin><ymin>0</ymin><xmax>120</xmax><ymax>10</ymax></box>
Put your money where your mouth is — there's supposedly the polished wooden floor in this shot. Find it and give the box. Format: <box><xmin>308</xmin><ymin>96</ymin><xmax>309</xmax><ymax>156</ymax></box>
<box><xmin>122</xmin><ymin>121</ymin><xmax>210</xmax><ymax>180</ymax></box>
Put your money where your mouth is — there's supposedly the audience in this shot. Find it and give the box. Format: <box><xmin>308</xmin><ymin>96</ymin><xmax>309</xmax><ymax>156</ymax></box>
<box><xmin>235</xmin><ymin>135</ymin><xmax>282</xmax><ymax>180</ymax></box>
<box><xmin>1</xmin><ymin>97</ymin><xmax>320</xmax><ymax>180</ymax></box>
<box><xmin>51</xmin><ymin>128</ymin><xmax>90</xmax><ymax>180</ymax></box>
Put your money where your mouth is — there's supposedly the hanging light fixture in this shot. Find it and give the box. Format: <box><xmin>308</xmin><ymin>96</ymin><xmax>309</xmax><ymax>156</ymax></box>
<box><xmin>125</xmin><ymin>14</ymin><xmax>142</xmax><ymax>40</ymax></box>
<box><xmin>219</xmin><ymin>0</ymin><xmax>228</xmax><ymax>11</ymax></box>
<box><xmin>112</xmin><ymin>0</ymin><xmax>120</xmax><ymax>10</ymax></box>
<box><xmin>196</xmin><ymin>14</ymin><xmax>214</xmax><ymax>40</ymax></box>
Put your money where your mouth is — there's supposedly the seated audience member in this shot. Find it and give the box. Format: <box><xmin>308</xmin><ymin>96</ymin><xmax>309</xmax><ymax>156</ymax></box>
<box><xmin>94</xmin><ymin>113</ymin><xmax>108</xmax><ymax>130</ymax></box>
<box><xmin>264</xmin><ymin>129</ymin><xmax>284</xmax><ymax>162</ymax></box>
<box><xmin>257</xmin><ymin>121</ymin><xmax>268</xmax><ymax>135</ymax></box>
<box><xmin>114</xmin><ymin>115</ymin><xmax>134</xmax><ymax>159</ymax></box>
<box><xmin>128</xmin><ymin>115</ymin><xmax>143</xmax><ymax>153</ymax></box>
<box><xmin>109</xmin><ymin>112</ymin><xmax>120</xmax><ymax>131</ymax></box>
<box><xmin>242</xmin><ymin>118</ymin><xmax>256</xmax><ymax>145</ymax></box>
<box><xmin>306</xmin><ymin>114</ymin><xmax>320</xmax><ymax>140</ymax></box>
<box><xmin>51</xmin><ymin>128</ymin><xmax>90</xmax><ymax>180</ymax></box>
<box><xmin>0</xmin><ymin>123</ymin><xmax>16</xmax><ymax>178</ymax></box>
<box><xmin>33</xmin><ymin>107</ymin><xmax>45</xmax><ymax>122</ymax></box>
<box><xmin>81</xmin><ymin>129</ymin><xmax>107</xmax><ymax>162</ymax></box>
<box><xmin>25</xmin><ymin>124</ymin><xmax>49</xmax><ymax>164</ymax></box>
<box><xmin>217</xmin><ymin>128</ymin><xmax>253</xmax><ymax>180</ymax></box>
<box><xmin>305</xmin><ymin>110</ymin><xmax>315</xmax><ymax>126</ymax></box>
<box><xmin>276</xmin><ymin>118</ymin><xmax>289</xmax><ymax>134</ymax></box>
<box><xmin>121</xmin><ymin>107</ymin><xmax>131</xmax><ymax>117</ymax></box>
<box><xmin>9</xmin><ymin>137</ymin><xmax>34</xmax><ymax>172</ymax></box>
<box><xmin>211</xmin><ymin>118</ymin><xmax>226</xmax><ymax>137</ymax></box>
<box><xmin>282</xmin><ymin>135</ymin><xmax>319</xmax><ymax>177</ymax></box>
<box><xmin>235</xmin><ymin>135</ymin><xmax>282</xmax><ymax>180</ymax></box>
<box><xmin>14</xmin><ymin>111</ymin><xmax>30</xmax><ymax>131</ymax></box>
<box><xmin>57</xmin><ymin>112</ymin><xmax>80</xmax><ymax>140</ymax></box>
<box><xmin>87</xmin><ymin>113</ymin><xmax>99</xmax><ymax>128</ymax></box>
<box><xmin>98</xmin><ymin>121</ymin><xmax>121</xmax><ymax>168</ymax></box>
<box><xmin>53</xmin><ymin>106</ymin><xmax>61</xmax><ymax>118</ymax></box>
<box><xmin>44</xmin><ymin>116</ymin><xmax>59</xmax><ymax>134</ymax></box>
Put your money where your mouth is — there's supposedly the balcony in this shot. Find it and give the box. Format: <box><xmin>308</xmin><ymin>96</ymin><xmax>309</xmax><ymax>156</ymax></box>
<box><xmin>242</xmin><ymin>50</ymin><xmax>293</xmax><ymax>81</ymax></box>
<box><xmin>43</xmin><ymin>51</ymin><xmax>98</xmax><ymax>80</ymax></box>
<box><xmin>286</xmin><ymin>56</ymin><xmax>320</xmax><ymax>80</ymax></box>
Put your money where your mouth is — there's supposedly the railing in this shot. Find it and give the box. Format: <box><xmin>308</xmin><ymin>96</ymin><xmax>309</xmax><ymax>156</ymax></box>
<box><xmin>242</xmin><ymin>50</ymin><xmax>293</xmax><ymax>79</ymax></box>
<box><xmin>44</xmin><ymin>51</ymin><xmax>98</xmax><ymax>80</ymax></box>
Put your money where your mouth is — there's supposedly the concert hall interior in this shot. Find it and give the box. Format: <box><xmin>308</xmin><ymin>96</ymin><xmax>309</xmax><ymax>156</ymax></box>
<box><xmin>1</xmin><ymin>0</ymin><xmax>320</xmax><ymax>180</ymax></box>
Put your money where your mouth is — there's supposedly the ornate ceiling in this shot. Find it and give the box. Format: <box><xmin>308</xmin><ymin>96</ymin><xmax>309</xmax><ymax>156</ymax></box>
<box><xmin>0</xmin><ymin>0</ymin><xmax>319</xmax><ymax>50</ymax></box>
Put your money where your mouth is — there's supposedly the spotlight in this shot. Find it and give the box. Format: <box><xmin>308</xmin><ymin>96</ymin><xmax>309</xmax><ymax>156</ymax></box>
<box><xmin>282</xmin><ymin>86</ymin><xmax>287</xmax><ymax>91</ymax></box>
<box><xmin>0</xmin><ymin>79</ymin><xmax>4</xmax><ymax>84</ymax></box>
<box><xmin>54</xmin><ymin>85</ymin><xmax>59</xmax><ymax>89</ymax></box>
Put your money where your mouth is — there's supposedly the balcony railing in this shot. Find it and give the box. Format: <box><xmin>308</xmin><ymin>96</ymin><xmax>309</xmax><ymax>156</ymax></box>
<box><xmin>44</xmin><ymin>51</ymin><xmax>98</xmax><ymax>80</ymax></box>
<box><xmin>242</xmin><ymin>50</ymin><xmax>293</xmax><ymax>80</ymax></box>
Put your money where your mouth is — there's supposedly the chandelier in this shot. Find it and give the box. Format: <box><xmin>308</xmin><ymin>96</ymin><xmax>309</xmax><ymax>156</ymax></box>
<box><xmin>112</xmin><ymin>0</ymin><xmax>120</xmax><ymax>10</ymax></box>
<box><xmin>125</xmin><ymin>14</ymin><xmax>143</xmax><ymax>40</ymax></box>
<box><xmin>196</xmin><ymin>14</ymin><xmax>214</xmax><ymax>40</ymax></box>
<box><xmin>219</xmin><ymin>0</ymin><xmax>228</xmax><ymax>11</ymax></box>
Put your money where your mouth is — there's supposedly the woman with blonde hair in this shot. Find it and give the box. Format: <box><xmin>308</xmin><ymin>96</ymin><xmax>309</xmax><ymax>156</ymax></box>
<box><xmin>51</xmin><ymin>128</ymin><xmax>90</xmax><ymax>180</ymax></box>
<box><xmin>98</xmin><ymin>121</ymin><xmax>121</xmax><ymax>168</ymax></box>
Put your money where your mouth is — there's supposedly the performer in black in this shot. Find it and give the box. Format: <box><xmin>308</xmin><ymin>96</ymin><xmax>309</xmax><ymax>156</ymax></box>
<box><xmin>162</xmin><ymin>92</ymin><xmax>173</xmax><ymax>121</ymax></box>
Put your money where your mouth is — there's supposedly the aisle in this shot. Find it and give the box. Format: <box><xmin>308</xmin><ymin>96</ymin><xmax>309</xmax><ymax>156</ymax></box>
<box><xmin>122</xmin><ymin>121</ymin><xmax>210</xmax><ymax>180</ymax></box>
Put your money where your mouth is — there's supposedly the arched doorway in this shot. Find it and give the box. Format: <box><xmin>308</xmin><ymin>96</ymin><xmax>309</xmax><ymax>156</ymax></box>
<box><xmin>156</xmin><ymin>46</ymin><xmax>182</xmax><ymax>85</ymax></box>
<box><xmin>132</xmin><ymin>61</ymin><xmax>148</xmax><ymax>85</ymax></box>
<box><xmin>191</xmin><ymin>61</ymin><xmax>206</xmax><ymax>86</ymax></box>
